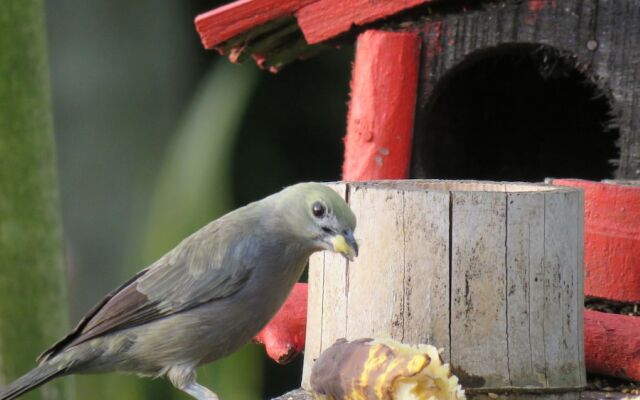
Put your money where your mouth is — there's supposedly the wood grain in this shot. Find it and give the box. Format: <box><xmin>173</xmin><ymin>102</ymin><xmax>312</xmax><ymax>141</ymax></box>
<box><xmin>402</xmin><ymin>189</ymin><xmax>450</xmax><ymax>359</ymax></box>
<box><xmin>296</xmin><ymin>0</ymin><xmax>432</xmax><ymax>44</ymax></box>
<box><xmin>345</xmin><ymin>184</ymin><xmax>406</xmax><ymax>340</ymax></box>
<box><xmin>303</xmin><ymin>180</ymin><xmax>584</xmax><ymax>394</ymax></box>
<box><xmin>505</xmin><ymin>192</ymin><xmax>545</xmax><ymax>387</ymax></box>
<box><xmin>450</xmin><ymin>190</ymin><xmax>508</xmax><ymax>388</ymax></box>
<box><xmin>543</xmin><ymin>191</ymin><xmax>582</xmax><ymax>387</ymax></box>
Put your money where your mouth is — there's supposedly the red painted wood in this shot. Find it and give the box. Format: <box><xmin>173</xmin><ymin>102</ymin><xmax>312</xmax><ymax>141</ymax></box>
<box><xmin>342</xmin><ymin>30</ymin><xmax>421</xmax><ymax>181</ymax></box>
<box><xmin>528</xmin><ymin>0</ymin><xmax>557</xmax><ymax>12</ymax></box>
<box><xmin>194</xmin><ymin>0</ymin><xmax>315</xmax><ymax>49</ymax></box>
<box><xmin>297</xmin><ymin>0</ymin><xmax>433</xmax><ymax>44</ymax></box>
<box><xmin>253</xmin><ymin>283</ymin><xmax>307</xmax><ymax>364</ymax></box>
<box><xmin>550</xmin><ymin>179</ymin><xmax>640</xmax><ymax>302</ymax></box>
<box><xmin>585</xmin><ymin>310</ymin><xmax>640</xmax><ymax>380</ymax></box>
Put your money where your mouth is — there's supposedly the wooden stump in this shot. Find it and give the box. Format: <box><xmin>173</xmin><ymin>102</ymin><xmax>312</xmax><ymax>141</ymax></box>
<box><xmin>302</xmin><ymin>180</ymin><xmax>585</xmax><ymax>397</ymax></box>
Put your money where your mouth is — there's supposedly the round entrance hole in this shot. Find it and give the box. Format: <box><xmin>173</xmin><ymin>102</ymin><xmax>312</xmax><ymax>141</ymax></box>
<box><xmin>412</xmin><ymin>44</ymin><xmax>619</xmax><ymax>181</ymax></box>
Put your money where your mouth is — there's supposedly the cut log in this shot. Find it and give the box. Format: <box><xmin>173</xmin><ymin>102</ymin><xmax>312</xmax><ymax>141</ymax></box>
<box><xmin>303</xmin><ymin>180</ymin><xmax>585</xmax><ymax>397</ymax></box>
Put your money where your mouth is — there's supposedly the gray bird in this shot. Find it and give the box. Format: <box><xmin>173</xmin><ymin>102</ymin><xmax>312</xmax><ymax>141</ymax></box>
<box><xmin>0</xmin><ymin>182</ymin><xmax>358</xmax><ymax>400</ymax></box>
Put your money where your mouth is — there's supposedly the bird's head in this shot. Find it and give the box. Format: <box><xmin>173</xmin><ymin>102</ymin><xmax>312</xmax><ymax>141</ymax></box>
<box><xmin>277</xmin><ymin>183</ymin><xmax>358</xmax><ymax>261</ymax></box>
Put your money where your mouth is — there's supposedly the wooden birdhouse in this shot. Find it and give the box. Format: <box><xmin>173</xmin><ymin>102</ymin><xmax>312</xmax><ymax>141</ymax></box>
<box><xmin>195</xmin><ymin>0</ymin><xmax>639</xmax><ymax>182</ymax></box>
<box><xmin>194</xmin><ymin>0</ymin><xmax>640</xmax><ymax>398</ymax></box>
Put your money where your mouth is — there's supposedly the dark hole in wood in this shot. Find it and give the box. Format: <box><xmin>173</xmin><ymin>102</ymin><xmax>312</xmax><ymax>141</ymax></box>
<box><xmin>412</xmin><ymin>43</ymin><xmax>620</xmax><ymax>181</ymax></box>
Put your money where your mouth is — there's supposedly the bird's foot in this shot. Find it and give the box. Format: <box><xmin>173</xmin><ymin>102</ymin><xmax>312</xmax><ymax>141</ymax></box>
<box><xmin>182</xmin><ymin>382</ymin><xmax>219</xmax><ymax>400</ymax></box>
<box><xmin>168</xmin><ymin>364</ymin><xmax>219</xmax><ymax>400</ymax></box>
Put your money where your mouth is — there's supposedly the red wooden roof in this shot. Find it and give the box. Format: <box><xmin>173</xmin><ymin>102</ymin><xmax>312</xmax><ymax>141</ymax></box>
<box><xmin>194</xmin><ymin>0</ymin><xmax>434</xmax><ymax>71</ymax></box>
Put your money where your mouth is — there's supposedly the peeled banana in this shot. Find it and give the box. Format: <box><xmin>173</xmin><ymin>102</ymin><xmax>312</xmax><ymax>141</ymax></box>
<box><xmin>310</xmin><ymin>338</ymin><xmax>465</xmax><ymax>400</ymax></box>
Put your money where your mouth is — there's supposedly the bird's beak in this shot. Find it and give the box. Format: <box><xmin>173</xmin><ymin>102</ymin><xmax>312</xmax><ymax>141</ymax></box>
<box><xmin>330</xmin><ymin>229</ymin><xmax>358</xmax><ymax>261</ymax></box>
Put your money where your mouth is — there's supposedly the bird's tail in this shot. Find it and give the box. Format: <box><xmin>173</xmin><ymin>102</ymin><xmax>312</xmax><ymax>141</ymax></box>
<box><xmin>0</xmin><ymin>362</ymin><xmax>67</xmax><ymax>400</ymax></box>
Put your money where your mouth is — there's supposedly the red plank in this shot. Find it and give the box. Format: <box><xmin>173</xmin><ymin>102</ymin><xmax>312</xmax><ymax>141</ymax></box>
<box><xmin>585</xmin><ymin>310</ymin><xmax>640</xmax><ymax>381</ymax></box>
<box><xmin>342</xmin><ymin>30</ymin><xmax>421</xmax><ymax>181</ymax></box>
<box><xmin>195</xmin><ymin>0</ymin><xmax>315</xmax><ymax>49</ymax></box>
<box><xmin>253</xmin><ymin>283</ymin><xmax>307</xmax><ymax>364</ymax></box>
<box><xmin>549</xmin><ymin>179</ymin><xmax>640</xmax><ymax>302</ymax></box>
<box><xmin>297</xmin><ymin>0</ymin><xmax>432</xmax><ymax>44</ymax></box>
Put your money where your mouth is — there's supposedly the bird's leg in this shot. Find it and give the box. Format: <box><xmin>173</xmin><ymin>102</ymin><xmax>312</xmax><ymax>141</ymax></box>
<box><xmin>180</xmin><ymin>382</ymin><xmax>219</xmax><ymax>400</ymax></box>
<box><xmin>168</xmin><ymin>364</ymin><xmax>219</xmax><ymax>400</ymax></box>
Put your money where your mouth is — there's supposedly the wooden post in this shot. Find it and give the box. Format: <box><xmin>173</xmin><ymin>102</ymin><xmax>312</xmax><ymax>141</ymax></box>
<box><xmin>0</xmin><ymin>1</ymin><xmax>72</xmax><ymax>398</ymax></box>
<box><xmin>342</xmin><ymin>30</ymin><xmax>421</xmax><ymax>181</ymax></box>
<box><xmin>303</xmin><ymin>180</ymin><xmax>585</xmax><ymax>397</ymax></box>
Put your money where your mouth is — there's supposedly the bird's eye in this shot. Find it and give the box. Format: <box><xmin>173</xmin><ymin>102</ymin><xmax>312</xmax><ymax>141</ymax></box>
<box><xmin>312</xmin><ymin>201</ymin><xmax>326</xmax><ymax>218</ymax></box>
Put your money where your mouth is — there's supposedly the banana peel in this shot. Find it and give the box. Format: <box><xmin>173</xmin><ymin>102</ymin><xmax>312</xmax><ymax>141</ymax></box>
<box><xmin>310</xmin><ymin>338</ymin><xmax>465</xmax><ymax>400</ymax></box>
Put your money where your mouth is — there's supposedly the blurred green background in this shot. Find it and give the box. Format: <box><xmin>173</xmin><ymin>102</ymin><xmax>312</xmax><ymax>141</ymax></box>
<box><xmin>45</xmin><ymin>1</ymin><xmax>353</xmax><ymax>399</ymax></box>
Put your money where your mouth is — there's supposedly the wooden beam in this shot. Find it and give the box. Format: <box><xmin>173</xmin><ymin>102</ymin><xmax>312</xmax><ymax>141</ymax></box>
<box><xmin>296</xmin><ymin>0</ymin><xmax>432</xmax><ymax>44</ymax></box>
<box><xmin>585</xmin><ymin>310</ymin><xmax>640</xmax><ymax>382</ymax></box>
<box><xmin>194</xmin><ymin>0</ymin><xmax>315</xmax><ymax>49</ymax></box>
<box><xmin>342</xmin><ymin>30</ymin><xmax>421</xmax><ymax>181</ymax></box>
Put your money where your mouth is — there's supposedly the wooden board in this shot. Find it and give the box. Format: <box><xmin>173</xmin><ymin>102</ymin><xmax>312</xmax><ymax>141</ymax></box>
<box><xmin>505</xmin><ymin>192</ymin><xmax>546</xmax><ymax>387</ymax></box>
<box><xmin>543</xmin><ymin>191</ymin><xmax>583</xmax><ymax>387</ymax></box>
<box><xmin>344</xmin><ymin>184</ymin><xmax>406</xmax><ymax>340</ymax></box>
<box><xmin>296</xmin><ymin>0</ymin><xmax>432</xmax><ymax>44</ymax></box>
<box><xmin>450</xmin><ymin>190</ymin><xmax>508</xmax><ymax>388</ymax></box>
<box><xmin>194</xmin><ymin>0</ymin><xmax>315</xmax><ymax>48</ymax></box>
<box><xmin>402</xmin><ymin>189</ymin><xmax>450</xmax><ymax>359</ymax></box>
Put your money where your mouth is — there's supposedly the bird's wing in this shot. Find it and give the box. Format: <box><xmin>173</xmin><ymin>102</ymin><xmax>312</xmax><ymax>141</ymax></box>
<box><xmin>38</xmin><ymin>221</ymin><xmax>256</xmax><ymax>363</ymax></box>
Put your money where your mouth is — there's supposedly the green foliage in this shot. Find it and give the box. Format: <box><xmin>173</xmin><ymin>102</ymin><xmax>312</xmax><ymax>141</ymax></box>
<box><xmin>0</xmin><ymin>1</ymin><xmax>73</xmax><ymax>399</ymax></box>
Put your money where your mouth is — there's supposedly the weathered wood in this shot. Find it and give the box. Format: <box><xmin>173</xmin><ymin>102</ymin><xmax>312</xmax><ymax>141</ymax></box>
<box><xmin>303</xmin><ymin>253</ymin><xmax>324</xmax><ymax>378</ymax></box>
<box><xmin>542</xmin><ymin>191</ymin><xmax>583</xmax><ymax>387</ymax></box>
<box><xmin>506</xmin><ymin>192</ymin><xmax>545</xmax><ymax>387</ymax></box>
<box><xmin>412</xmin><ymin>0</ymin><xmax>640</xmax><ymax>180</ymax></box>
<box><xmin>451</xmin><ymin>190</ymin><xmax>508</xmax><ymax>388</ymax></box>
<box><xmin>343</xmin><ymin>183</ymin><xmax>407</xmax><ymax>334</ymax></box>
<box><xmin>576</xmin><ymin>189</ymin><xmax>586</xmax><ymax>388</ymax></box>
<box><xmin>303</xmin><ymin>180</ymin><xmax>584</xmax><ymax>396</ymax></box>
<box><xmin>402</xmin><ymin>189</ymin><xmax>450</xmax><ymax>359</ymax></box>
